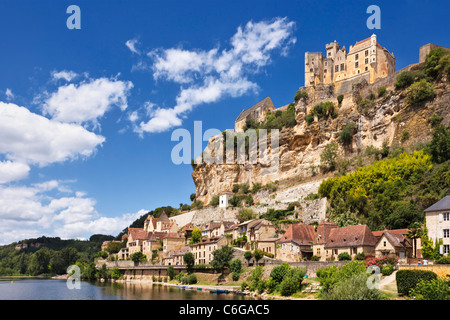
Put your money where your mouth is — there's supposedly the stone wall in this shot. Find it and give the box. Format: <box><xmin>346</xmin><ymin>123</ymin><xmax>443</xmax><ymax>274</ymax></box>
<box><xmin>398</xmin><ymin>264</ymin><xmax>450</xmax><ymax>278</ymax></box>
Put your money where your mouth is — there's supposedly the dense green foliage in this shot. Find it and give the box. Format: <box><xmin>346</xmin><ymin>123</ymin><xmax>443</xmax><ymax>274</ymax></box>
<box><xmin>210</xmin><ymin>245</ymin><xmax>234</xmax><ymax>274</ymax></box>
<box><xmin>320</xmin><ymin>273</ymin><xmax>386</xmax><ymax>300</ymax></box>
<box><xmin>318</xmin><ymin>148</ymin><xmax>449</xmax><ymax>230</ymax></box>
<box><xmin>320</xmin><ymin>142</ymin><xmax>338</xmax><ymax>170</ymax></box>
<box><xmin>396</xmin><ymin>269</ymin><xmax>438</xmax><ymax>296</ymax></box>
<box><xmin>316</xmin><ymin>261</ymin><xmax>366</xmax><ymax>293</ymax></box>
<box><xmin>305</xmin><ymin>101</ymin><xmax>338</xmax><ymax>124</ymax></box>
<box><xmin>338</xmin><ymin>123</ymin><xmax>355</xmax><ymax>146</ymax></box>
<box><xmin>409</xmin><ymin>277</ymin><xmax>450</xmax><ymax>300</ymax></box>
<box><xmin>395</xmin><ymin>70</ymin><xmax>415</xmax><ymax>89</ymax></box>
<box><xmin>406</xmin><ymin>79</ymin><xmax>436</xmax><ymax>105</ymax></box>
<box><xmin>0</xmin><ymin>235</ymin><xmax>113</xmax><ymax>276</ymax></box>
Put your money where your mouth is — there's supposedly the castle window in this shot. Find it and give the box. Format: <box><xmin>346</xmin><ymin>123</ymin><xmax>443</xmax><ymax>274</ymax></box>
<box><xmin>324</xmin><ymin>69</ymin><xmax>327</xmax><ymax>73</ymax></box>
<box><xmin>340</xmin><ymin>63</ymin><xmax>344</xmax><ymax>71</ymax></box>
<box><xmin>310</xmin><ymin>68</ymin><xmax>313</xmax><ymax>72</ymax></box>
<box><xmin>365</xmin><ymin>50</ymin><xmax>369</xmax><ymax>57</ymax></box>
<box><xmin>335</xmin><ymin>65</ymin><xmax>339</xmax><ymax>72</ymax></box>
<box><xmin>355</xmin><ymin>54</ymin><xmax>359</xmax><ymax>60</ymax></box>
<box><xmin>365</xmin><ymin>58</ymin><xmax>369</xmax><ymax>65</ymax></box>
<box><xmin>355</xmin><ymin>61</ymin><xmax>359</xmax><ymax>68</ymax></box>
<box><xmin>365</xmin><ymin>66</ymin><xmax>368</xmax><ymax>71</ymax></box>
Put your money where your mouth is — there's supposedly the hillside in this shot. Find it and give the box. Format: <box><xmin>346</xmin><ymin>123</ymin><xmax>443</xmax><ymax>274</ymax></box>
<box><xmin>192</xmin><ymin>49</ymin><xmax>450</xmax><ymax>207</ymax></box>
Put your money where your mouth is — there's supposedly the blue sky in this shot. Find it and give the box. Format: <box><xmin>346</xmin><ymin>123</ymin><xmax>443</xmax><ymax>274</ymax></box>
<box><xmin>0</xmin><ymin>0</ymin><xmax>448</xmax><ymax>244</ymax></box>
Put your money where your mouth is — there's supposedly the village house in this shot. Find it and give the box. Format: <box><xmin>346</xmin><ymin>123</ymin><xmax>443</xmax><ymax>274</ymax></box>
<box><xmin>373</xmin><ymin>230</ymin><xmax>413</xmax><ymax>260</ymax></box>
<box><xmin>424</xmin><ymin>196</ymin><xmax>450</xmax><ymax>256</ymax></box>
<box><xmin>312</xmin><ymin>221</ymin><xmax>337</xmax><ymax>259</ymax></box>
<box><xmin>234</xmin><ymin>96</ymin><xmax>275</xmax><ymax>132</ymax></box>
<box><xmin>219</xmin><ymin>191</ymin><xmax>234</xmax><ymax>208</ymax></box>
<box><xmin>162</xmin><ymin>234</ymin><xmax>186</xmax><ymax>259</ymax></box>
<box><xmin>144</xmin><ymin>211</ymin><xmax>179</xmax><ymax>234</ymax></box>
<box><xmin>101</xmin><ymin>240</ymin><xmax>122</xmax><ymax>252</ymax></box>
<box><xmin>235</xmin><ymin>219</ymin><xmax>277</xmax><ymax>243</ymax></box>
<box><xmin>200</xmin><ymin>221</ymin><xmax>237</xmax><ymax>238</ymax></box>
<box><xmin>321</xmin><ymin>224</ymin><xmax>377</xmax><ymax>261</ymax></box>
<box><xmin>189</xmin><ymin>236</ymin><xmax>228</xmax><ymax>265</ymax></box>
<box><xmin>256</xmin><ymin>237</ymin><xmax>280</xmax><ymax>257</ymax></box>
<box><xmin>164</xmin><ymin>246</ymin><xmax>191</xmax><ymax>266</ymax></box>
<box><xmin>277</xmin><ymin>224</ymin><xmax>316</xmax><ymax>262</ymax></box>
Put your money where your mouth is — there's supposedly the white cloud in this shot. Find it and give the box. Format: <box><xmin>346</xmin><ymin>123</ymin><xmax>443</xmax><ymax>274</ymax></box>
<box><xmin>43</xmin><ymin>77</ymin><xmax>134</xmax><ymax>125</ymax></box>
<box><xmin>0</xmin><ymin>161</ymin><xmax>30</xmax><ymax>184</ymax></box>
<box><xmin>138</xmin><ymin>17</ymin><xmax>296</xmax><ymax>133</ymax></box>
<box><xmin>5</xmin><ymin>88</ymin><xmax>14</xmax><ymax>101</ymax></box>
<box><xmin>0</xmin><ymin>102</ymin><xmax>105</xmax><ymax>166</ymax></box>
<box><xmin>0</xmin><ymin>182</ymin><xmax>147</xmax><ymax>244</ymax></box>
<box><xmin>51</xmin><ymin>70</ymin><xmax>78</xmax><ymax>82</ymax></box>
<box><xmin>126</xmin><ymin>38</ymin><xmax>140</xmax><ymax>55</ymax></box>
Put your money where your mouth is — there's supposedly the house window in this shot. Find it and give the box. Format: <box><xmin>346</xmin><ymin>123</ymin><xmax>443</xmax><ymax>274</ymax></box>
<box><xmin>317</xmin><ymin>248</ymin><xmax>321</xmax><ymax>255</ymax></box>
<box><xmin>444</xmin><ymin>229</ymin><xmax>450</xmax><ymax>238</ymax></box>
<box><xmin>383</xmin><ymin>241</ymin><xmax>386</xmax><ymax>247</ymax></box>
<box><xmin>365</xmin><ymin>58</ymin><xmax>369</xmax><ymax>64</ymax></box>
<box><xmin>444</xmin><ymin>245</ymin><xmax>450</xmax><ymax>254</ymax></box>
<box><xmin>324</xmin><ymin>69</ymin><xmax>327</xmax><ymax>73</ymax></box>
<box><xmin>335</xmin><ymin>65</ymin><xmax>339</xmax><ymax>72</ymax></box>
<box><xmin>365</xmin><ymin>66</ymin><xmax>368</xmax><ymax>71</ymax></box>
<box><xmin>444</xmin><ymin>212</ymin><xmax>450</xmax><ymax>221</ymax></box>
<box><xmin>340</xmin><ymin>63</ymin><xmax>344</xmax><ymax>71</ymax></box>
<box><xmin>355</xmin><ymin>62</ymin><xmax>359</xmax><ymax>68</ymax></box>
<box><xmin>290</xmin><ymin>245</ymin><xmax>294</xmax><ymax>251</ymax></box>
<box><xmin>334</xmin><ymin>249</ymin><xmax>338</xmax><ymax>255</ymax></box>
<box><xmin>365</xmin><ymin>50</ymin><xmax>368</xmax><ymax>57</ymax></box>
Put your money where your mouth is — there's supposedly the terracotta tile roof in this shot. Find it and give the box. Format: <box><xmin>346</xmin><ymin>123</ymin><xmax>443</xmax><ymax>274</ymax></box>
<box><xmin>315</xmin><ymin>221</ymin><xmax>337</xmax><ymax>244</ymax></box>
<box><xmin>189</xmin><ymin>236</ymin><xmax>225</xmax><ymax>246</ymax></box>
<box><xmin>353</xmin><ymin>37</ymin><xmax>371</xmax><ymax>47</ymax></box>
<box><xmin>381</xmin><ymin>232</ymin><xmax>412</xmax><ymax>249</ymax></box>
<box><xmin>279</xmin><ymin>224</ymin><xmax>316</xmax><ymax>245</ymax></box>
<box><xmin>248</xmin><ymin>219</ymin><xmax>273</xmax><ymax>230</ymax></box>
<box><xmin>372</xmin><ymin>228</ymin><xmax>409</xmax><ymax>238</ymax></box>
<box><xmin>325</xmin><ymin>225</ymin><xmax>377</xmax><ymax>248</ymax></box>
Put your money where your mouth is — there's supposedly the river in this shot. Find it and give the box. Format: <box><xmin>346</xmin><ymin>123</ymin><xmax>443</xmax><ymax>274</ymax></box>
<box><xmin>0</xmin><ymin>278</ymin><xmax>252</xmax><ymax>300</ymax></box>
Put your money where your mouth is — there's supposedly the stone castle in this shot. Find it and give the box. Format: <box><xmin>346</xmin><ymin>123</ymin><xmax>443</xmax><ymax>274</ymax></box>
<box><xmin>305</xmin><ymin>34</ymin><xmax>395</xmax><ymax>90</ymax></box>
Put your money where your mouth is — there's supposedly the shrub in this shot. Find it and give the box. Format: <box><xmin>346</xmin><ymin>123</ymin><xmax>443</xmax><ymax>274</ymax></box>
<box><xmin>406</xmin><ymin>79</ymin><xmax>436</xmax><ymax>105</ymax></box>
<box><xmin>230</xmin><ymin>259</ymin><xmax>242</xmax><ymax>274</ymax></box>
<box><xmin>338</xmin><ymin>123</ymin><xmax>355</xmax><ymax>146</ymax></box>
<box><xmin>321</xmin><ymin>273</ymin><xmax>386</xmax><ymax>300</ymax></box>
<box><xmin>401</xmin><ymin>130</ymin><xmax>410</xmax><ymax>143</ymax></box>
<box><xmin>239</xmin><ymin>183</ymin><xmax>250</xmax><ymax>194</ymax></box>
<box><xmin>409</xmin><ymin>278</ymin><xmax>450</xmax><ymax>300</ymax></box>
<box><xmin>208</xmin><ymin>195</ymin><xmax>219</xmax><ymax>207</ymax></box>
<box><xmin>338</xmin><ymin>252</ymin><xmax>352</xmax><ymax>261</ymax></box>
<box><xmin>355</xmin><ymin>252</ymin><xmax>365</xmax><ymax>261</ymax></box>
<box><xmin>337</xmin><ymin>95</ymin><xmax>344</xmax><ymax>105</ymax></box>
<box><xmin>396</xmin><ymin>269</ymin><xmax>438</xmax><ymax>296</ymax></box>
<box><xmin>305</xmin><ymin>113</ymin><xmax>314</xmax><ymax>125</ymax></box>
<box><xmin>423</xmin><ymin>48</ymin><xmax>449</xmax><ymax>80</ymax></box>
<box><xmin>294</xmin><ymin>90</ymin><xmax>308</xmax><ymax>102</ymax></box>
<box><xmin>378</xmin><ymin>86</ymin><xmax>387</xmax><ymax>97</ymax></box>
<box><xmin>240</xmin><ymin>281</ymin><xmax>248</xmax><ymax>291</ymax></box>
<box><xmin>181</xmin><ymin>273</ymin><xmax>197</xmax><ymax>285</ymax></box>
<box><xmin>428</xmin><ymin>124</ymin><xmax>450</xmax><ymax>164</ymax></box>
<box><xmin>427</xmin><ymin>114</ymin><xmax>443</xmax><ymax>127</ymax></box>
<box><xmin>232</xmin><ymin>184</ymin><xmax>240</xmax><ymax>193</ymax></box>
<box><xmin>435</xmin><ymin>256</ymin><xmax>450</xmax><ymax>264</ymax></box>
<box><xmin>395</xmin><ymin>71</ymin><xmax>415</xmax><ymax>89</ymax></box>
<box><xmin>381</xmin><ymin>264</ymin><xmax>394</xmax><ymax>276</ymax></box>
<box><xmin>232</xmin><ymin>272</ymin><xmax>240</xmax><ymax>281</ymax></box>
<box><xmin>320</xmin><ymin>142</ymin><xmax>339</xmax><ymax>170</ymax></box>
<box><xmin>270</xmin><ymin>262</ymin><xmax>290</xmax><ymax>283</ymax></box>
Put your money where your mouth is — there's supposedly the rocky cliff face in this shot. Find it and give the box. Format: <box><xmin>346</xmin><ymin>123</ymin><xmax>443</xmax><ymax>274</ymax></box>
<box><xmin>192</xmin><ymin>74</ymin><xmax>449</xmax><ymax>205</ymax></box>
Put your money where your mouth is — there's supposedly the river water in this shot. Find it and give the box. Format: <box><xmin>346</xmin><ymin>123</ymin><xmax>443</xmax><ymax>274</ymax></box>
<box><xmin>0</xmin><ymin>278</ymin><xmax>251</xmax><ymax>300</ymax></box>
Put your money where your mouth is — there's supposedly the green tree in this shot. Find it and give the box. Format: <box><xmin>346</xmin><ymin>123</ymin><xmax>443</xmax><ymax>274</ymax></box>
<box><xmin>191</xmin><ymin>228</ymin><xmax>202</xmax><ymax>244</ymax></box>
<box><xmin>130</xmin><ymin>251</ymin><xmax>146</xmax><ymax>263</ymax></box>
<box><xmin>253</xmin><ymin>249</ymin><xmax>263</xmax><ymax>266</ymax></box>
<box><xmin>167</xmin><ymin>265</ymin><xmax>175</xmax><ymax>280</ymax></box>
<box><xmin>210</xmin><ymin>245</ymin><xmax>234</xmax><ymax>274</ymax></box>
<box><xmin>244</xmin><ymin>250</ymin><xmax>253</xmax><ymax>265</ymax></box>
<box><xmin>190</xmin><ymin>193</ymin><xmax>196</xmax><ymax>201</ymax></box>
<box><xmin>320</xmin><ymin>142</ymin><xmax>339</xmax><ymax>170</ymax></box>
<box><xmin>406</xmin><ymin>222</ymin><xmax>424</xmax><ymax>258</ymax></box>
<box><xmin>394</xmin><ymin>70</ymin><xmax>415</xmax><ymax>89</ymax></box>
<box><xmin>338</xmin><ymin>123</ymin><xmax>355</xmax><ymax>146</ymax></box>
<box><xmin>28</xmin><ymin>247</ymin><xmax>52</xmax><ymax>276</ymax></box>
<box><xmin>208</xmin><ymin>195</ymin><xmax>220</xmax><ymax>207</ymax></box>
<box><xmin>406</xmin><ymin>79</ymin><xmax>436</xmax><ymax>105</ymax></box>
<box><xmin>183</xmin><ymin>252</ymin><xmax>195</xmax><ymax>273</ymax></box>
<box><xmin>428</xmin><ymin>124</ymin><xmax>450</xmax><ymax>163</ymax></box>
<box><xmin>237</xmin><ymin>208</ymin><xmax>256</xmax><ymax>223</ymax></box>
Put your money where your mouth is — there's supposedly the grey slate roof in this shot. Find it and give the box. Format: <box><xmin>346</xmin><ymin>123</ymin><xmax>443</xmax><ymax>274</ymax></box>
<box><xmin>424</xmin><ymin>196</ymin><xmax>450</xmax><ymax>212</ymax></box>
<box><xmin>235</xmin><ymin>96</ymin><xmax>274</xmax><ymax>122</ymax></box>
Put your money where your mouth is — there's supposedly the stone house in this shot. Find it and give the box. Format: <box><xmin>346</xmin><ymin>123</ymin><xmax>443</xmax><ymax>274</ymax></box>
<box><xmin>162</xmin><ymin>234</ymin><xmax>186</xmax><ymax>259</ymax></box>
<box><xmin>424</xmin><ymin>196</ymin><xmax>450</xmax><ymax>255</ymax></box>
<box><xmin>277</xmin><ymin>224</ymin><xmax>316</xmax><ymax>262</ymax></box>
<box><xmin>201</xmin><ymin>221</ymin><xmax>237</xmax><ymax>238</ymax></box>
<box><xmin>235</xmin><ymin>219</ymin><xmax>277</xmax><ymax>244</ymax></box>
<box><xmin>219</xmin><ymin>192</ymin><xmax>234</xmax><ymax>208</ymax></box>
<box><xmin>144</xmin><ymin>211</ymin><xmax>178</xmax><ymax>234</ymax></box>
<box><xmin>257</xmin><ymin>237</ymin><xmax>280</xmax><ymax>257</ymax></box>
<box><xmin>234</xmin><ymin>96</ymin><xmax>275</xmax><ymax>132</ymax></box>
<box><xmin>321</xmin><ymin>224</ymin><xmax>377</xmax><ymax>261</ymax></box>
<box><xmin>189</xmin><ymin>236</ymin><xmax>228</xmax><ymax>265</ymax></box>
<box><xmin>374</xmin><ymin>230</ymin><xmax>412</xmax><ymax>259</ymax></box>
<box><xmin>312</xmin><ymin>221</ymin><xmax>338</xmax><ymax>259</ymax></box>
<box><xmin>164</xmin><ymin>246</ymin><xmax>191</xmax><ymax>266</ymax></box>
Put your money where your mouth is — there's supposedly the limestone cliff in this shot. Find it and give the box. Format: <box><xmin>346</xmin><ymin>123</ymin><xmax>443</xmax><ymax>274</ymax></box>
<box><xmin>192</xmin><ymin>66</ymin><xmax>449</xmax><ymax>205</ymax></box>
